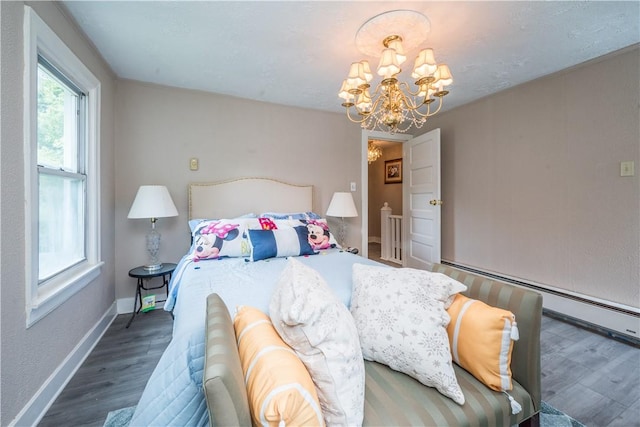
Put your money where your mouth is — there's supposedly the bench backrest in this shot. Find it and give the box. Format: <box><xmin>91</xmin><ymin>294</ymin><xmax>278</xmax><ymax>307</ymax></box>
<box><xmin>431</xmin><ymin>263</ymin><xmax>542</xmax><ymax>411</ymax></box>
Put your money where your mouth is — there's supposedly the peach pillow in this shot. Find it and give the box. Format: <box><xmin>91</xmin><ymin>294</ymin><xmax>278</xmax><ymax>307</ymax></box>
<box><xmin>446</xmin><ymin>294</ymin><xmax>520</xmax><ymax>392</ymax></box>
<box><xmin>234</xmin><ymin>306</ymin><xmax>323</xmax><ymax>426</ymax></box>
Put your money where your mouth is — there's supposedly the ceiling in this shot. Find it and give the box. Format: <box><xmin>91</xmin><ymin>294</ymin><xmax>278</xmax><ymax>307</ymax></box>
<box><xmin>61</xmin><ymin>1</ymin><xmax>639</xmax><ymax>116</ymax></box>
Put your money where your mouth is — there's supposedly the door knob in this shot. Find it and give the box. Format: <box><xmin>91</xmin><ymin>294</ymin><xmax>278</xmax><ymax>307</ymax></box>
<box><xmin>429</xmin><ymin>199</ymin><xmax>443</xmax><ymax>206</ymax></box>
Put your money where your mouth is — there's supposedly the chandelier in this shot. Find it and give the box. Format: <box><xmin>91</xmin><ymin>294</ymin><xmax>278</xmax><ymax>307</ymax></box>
<box><xmin>338</xmin><ymin>10</ymin><xmax>453</xmax><ymax>134</ymax></box>
<box><xmin>367</xmin><ymin>141</ymin><xmax>382</xmax><ymax>163</ymax></box>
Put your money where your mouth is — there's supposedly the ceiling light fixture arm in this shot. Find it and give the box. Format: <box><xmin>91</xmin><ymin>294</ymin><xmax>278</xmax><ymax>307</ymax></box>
<box><xmin>342</xmin><ymin>76</ymin><xmax>447</xmax><ymax>133</ymax></box>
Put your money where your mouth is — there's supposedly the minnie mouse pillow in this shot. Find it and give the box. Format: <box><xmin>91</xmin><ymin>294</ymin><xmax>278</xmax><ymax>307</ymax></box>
<box><xmin>191</xmin><ymin>218</ymin><xmax>258</xmax><ymax>260</ymax></box>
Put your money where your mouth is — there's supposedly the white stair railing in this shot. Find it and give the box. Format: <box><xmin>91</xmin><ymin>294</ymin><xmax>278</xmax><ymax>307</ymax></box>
<box><xmin>380</xmin><ymin>202</ymin><xmax>403</xmax><ymax>265</ymax></box>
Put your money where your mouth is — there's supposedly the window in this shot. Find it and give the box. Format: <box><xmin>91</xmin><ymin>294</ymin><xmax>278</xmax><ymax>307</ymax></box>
<box><xmin>24</xmin><ymin>7</ymin><xmax>102</xmax><ymax>326</ymax></box>
<box><xmin>37</xmin><ymin>57</ymin><xmax>87</xmax><ymax>282</ymax></box>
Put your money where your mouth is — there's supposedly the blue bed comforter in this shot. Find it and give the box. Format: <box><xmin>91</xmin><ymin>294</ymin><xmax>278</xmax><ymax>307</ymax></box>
<box><xmin>129</xmin><ymin>250</ymin><xmax>383</xmax><ymax>426</ymax></box>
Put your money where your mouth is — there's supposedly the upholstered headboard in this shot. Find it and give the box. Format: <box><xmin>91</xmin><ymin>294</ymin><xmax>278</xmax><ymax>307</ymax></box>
<box><xmin>189</xmin><ymin>178</ymin><xmax>313</xmax><ymax>220</ymax></box>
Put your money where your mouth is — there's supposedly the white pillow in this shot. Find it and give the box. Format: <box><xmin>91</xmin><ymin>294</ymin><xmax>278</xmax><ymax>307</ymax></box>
<box><xmin>269</xmin><ymin>258</ymin><xmax>365</xmax><ymax>426</ymax></box>
<box><xmin>351</xmin><ymin>263</ymin><xmax>467</xmax><ymax>405</ymax></box>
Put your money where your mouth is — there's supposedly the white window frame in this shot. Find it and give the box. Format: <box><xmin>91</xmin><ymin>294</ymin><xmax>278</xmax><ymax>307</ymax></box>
<box><xmin>23</xmin><ymin>6</ymin><xmax>103</xmax><ymax>327</ymax></box>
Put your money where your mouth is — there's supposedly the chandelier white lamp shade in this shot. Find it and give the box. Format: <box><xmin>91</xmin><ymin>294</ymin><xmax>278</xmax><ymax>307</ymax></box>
<box><xmin>368</xmin><ymin>141</ymin><xmax>383</xmax><ymax>164</ymax></box>
<box><xmin>326</xmin><ymin>192</ymin><xmax>359</xmax><ymax>248</ymax></box>
<box><xmin>128</xmin><ymin>185</ymin><xmax>179</xmax><ymax>270</ymax></box>
<box><xmin>338</xmin><ymin>10</ymin><xmax>453</xmax><ymax>134</ymax></box>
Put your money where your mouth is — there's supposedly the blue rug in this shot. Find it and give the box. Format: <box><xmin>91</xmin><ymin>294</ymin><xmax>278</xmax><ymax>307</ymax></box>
<box><xmin>103</xmin><ymin>402</ymin><xmax>585</xmax><ymax>427</ymax></box>
<box><xmin>103</xmin><ymin>406</ymin><xmax>135</xmax><ymax>427</ymax></box>
<box><xmin>540</xmin><ymin>401</ymin><xmax>585</xmax><ymax>427</ymax></box>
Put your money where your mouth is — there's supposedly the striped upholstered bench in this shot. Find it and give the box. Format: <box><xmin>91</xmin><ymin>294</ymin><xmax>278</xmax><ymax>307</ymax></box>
<box><xmin>203</xmin><ymin>263</ymin><xmax>542</xmax><ymax>426</ymax></box>
<box><xmin>360</xmin><ymin>263</ymin><xmax>542</xmax><ymax>426</ymax></box>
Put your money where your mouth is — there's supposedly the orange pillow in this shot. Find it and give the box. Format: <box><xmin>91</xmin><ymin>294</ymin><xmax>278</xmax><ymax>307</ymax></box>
<box><xmin>446</xmin><ymin>294</ymin><xmax>519</xmax><ymax>392</ymax></box>
<box><xmin>234</xmin><ymin>306</ymin><xmax>323</xmax><ymax>427</ymax></box>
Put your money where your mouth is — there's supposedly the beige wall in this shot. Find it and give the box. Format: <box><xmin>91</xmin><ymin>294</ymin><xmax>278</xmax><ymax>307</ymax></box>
<box><xmin>114</xmin><ymin>80</ymin><xmax>362</xmax><ymax>300</ymax></box>
<box><xmin>368</xmin><ymin>143</ymin><xmax>403</xmax><ymax>239</ymax></box>
<box><xmin>0</xmin><ymin>1</ymin><xmax>116</xmax><ymax>424</ymax></box>
<box><xmin>420</xmin><ymin>46</ymin><xmax>639</xmax><ymax>308</ymax></box>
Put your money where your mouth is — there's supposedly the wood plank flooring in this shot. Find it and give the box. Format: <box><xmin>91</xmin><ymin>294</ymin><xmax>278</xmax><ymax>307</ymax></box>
<box><xmin>38</xmin><ymin>309</ymin><xmax>173</xmax><ymax>427</ymax></box>
<box><xmin>39</xmin><ymin>251</ymin><xmax>639</xmax><ymax>426</ymax></box>
<box><xmin>540</xmin><ymin>313</ymin><xmax>640</xmax><ymax>426</ymax></box>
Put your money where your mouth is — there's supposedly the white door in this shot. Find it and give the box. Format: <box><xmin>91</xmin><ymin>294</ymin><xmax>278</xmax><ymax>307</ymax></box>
<box><xmin>402</xmin><ymin>128</ymin><xmax>442</xmax><ymax>269</ymax></box>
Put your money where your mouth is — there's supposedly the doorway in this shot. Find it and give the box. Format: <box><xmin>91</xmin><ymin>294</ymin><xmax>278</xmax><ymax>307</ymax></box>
<box><xmin>366</xmin><ymin>139</ymin><xmax>403</xmax><ymax>266</ymax></box>
<box><xmin>360</xmin><ymin>129</ymin><xmax>443</xmax><ymax>269</ymax></box>
<box><xmin>359</xmin><ymin>130</ymin><xmax>411</xmax><ymax>260</ymax></box>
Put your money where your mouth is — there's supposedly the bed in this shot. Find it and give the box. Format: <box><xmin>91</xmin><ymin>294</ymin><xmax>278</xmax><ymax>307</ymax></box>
<box><xmin>129</xmin><ymin>177</ymin><xmax>541</xmax><ymax>427</ymax></box>
<box><xmin>129</xmin><ymin>178</ymin><xmax>382</xmax><ymax>426</ymax></box>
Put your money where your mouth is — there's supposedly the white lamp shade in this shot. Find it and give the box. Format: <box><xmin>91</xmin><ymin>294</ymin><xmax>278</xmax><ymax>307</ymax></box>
<box><xmin>412</xmin><ymin>48</ymin><xmax>438</xmax><ymax>79</ymax></box>
<box><xmin>338</xmin><ymin>79</ymin><xmax>354</xmax><ymax>102</ymax></box>
<box><xmin>356</xmin><ymin>88</ymin><xmax>372</xmax><ymax>112</ymax></box>
<box><xmin>128</xmin><ymin>185</ymin><xmax>179</xmax><ymax>219</ymax></box>
<box><xmin>377</xmin><ymin>48</ymin><xmax>401</xmax><ymax>78</ymax></box>
<box><xmin>434</xmin><ymin>64</ymin><xmax>453</xmax><ymax>87</ymax></box>
<box><xmin>347</xmin><ymin>62</ymin><xmax>367</xmax><ymax>88</ymax></box>
<box><xmin>360</xmin><ymin>60</ymin><xmax>373</xmax><ymax>82</ymax></box>
<box><xmin>386</xmin><ymin>39</ymin><xmax>407</xmax><ymax>65</ymax></box>
<box><xmin>326</xmin><ymin>192</ymin><xmax>358</xmax><ymax>218</ymax></box>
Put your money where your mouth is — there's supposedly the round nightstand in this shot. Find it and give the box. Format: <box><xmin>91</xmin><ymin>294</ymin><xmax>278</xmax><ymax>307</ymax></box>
<box><xmin>126</xmin><ymin>262</ymin><xmax>177</xmax><ymax>328</ymax></box>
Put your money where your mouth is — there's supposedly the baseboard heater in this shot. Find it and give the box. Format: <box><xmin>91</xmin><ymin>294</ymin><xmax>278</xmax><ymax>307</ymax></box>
<box><xmin>441</xmin><ymin>260</ymin><xmax>640</xmax><ymax>347</ymax></box>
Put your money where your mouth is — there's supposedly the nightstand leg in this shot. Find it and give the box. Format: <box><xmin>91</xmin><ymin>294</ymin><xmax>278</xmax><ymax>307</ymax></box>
<box><xmin>126</xmin><ymin>278</ymin><xmax>143</xmax><ymax>328</ymax></box>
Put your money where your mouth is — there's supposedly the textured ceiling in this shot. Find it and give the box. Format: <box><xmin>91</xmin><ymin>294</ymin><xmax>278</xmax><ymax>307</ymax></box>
<box><xmin>62</xmin><ymin>1</ymin><xmax>639</xmax><ymax>115</ymax></box>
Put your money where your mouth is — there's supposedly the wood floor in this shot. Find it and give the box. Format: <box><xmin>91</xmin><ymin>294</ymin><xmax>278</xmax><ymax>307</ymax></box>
<box><xmin>38</xmin><ymin>309</ymin><xmax>173</xmax><ymax>427</ymax></box>
<box><xmin>540</xmin><ymin>313</ymin><xmax>639</xmax><ymax>426</ymax></box>
<box><xmin>367</xmin><ymin>241</ymin><xmax>402</xmax><ymax>267</ymax></box>
<box><xmin>39</xmin><ymin>252</ymin><xmax>639</xmax><ymax>426</ymax></box>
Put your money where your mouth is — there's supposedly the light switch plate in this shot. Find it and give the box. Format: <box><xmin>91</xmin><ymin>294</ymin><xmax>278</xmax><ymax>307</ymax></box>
<box><xmin>350</xmin><ymin>182</ymin><xmax>356</xmax><ymax>191</ymax></box>
<box><xmin>620</xmin><ymin>161</ymin><xmax>634</xmax><ymax>177</ymax></box>
<box><xmin>189</xmin><ymin>158</ymin><xmax>199</xmax><ymax>171</ymax></box>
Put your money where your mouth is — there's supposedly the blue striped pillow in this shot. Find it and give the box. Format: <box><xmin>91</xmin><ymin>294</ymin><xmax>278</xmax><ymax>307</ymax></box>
<box><xmin>260</xmin><ymin>211</ymin><xmax>321</xmax><ymax>220</ymax></box>
<box><xmin>248</xmin><ymin>226</ymin><xmax>316</xmax><ymax>262</ymax></box>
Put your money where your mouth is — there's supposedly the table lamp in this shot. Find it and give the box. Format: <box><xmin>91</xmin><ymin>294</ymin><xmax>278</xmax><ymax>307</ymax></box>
<box><xmin>128</xmin><ymin>185</ymin><xmax>178</xmax><ymax>270</ymax></box>
<box><xmin>326</xmin><ymin>191</ymin><xmax>358</xmax><ymax>248</ymax></box>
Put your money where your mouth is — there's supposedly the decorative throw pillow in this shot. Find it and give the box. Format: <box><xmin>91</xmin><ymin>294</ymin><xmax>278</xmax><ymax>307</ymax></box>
<box><xmin>299</xmin><ymin>219</ymin><xmax>338</xmax><ymax>251</ymax></box>
<box><xmin>234</xmin><ymin>306</ymin><xmax>323</xmax><ymax>427</ymax></box>
<box><xmin>260</xmin><ymin>211</ymin><xmax>322</xmax><ymax>220</ymax></box>
<box><xmin>269</xmin><ymin>258</ymin><xmax>365</xmax><ymax>426</ymax></box>
<box><xmin>191</xmin><ymin>218</ymin><xmax>259</xmax><ymax>260</ymax></box>
<box><xmin>446</xmin><ymin>294</ymin><xmax>520</xmax><ymax>392</ymax></box>
<box><xmin>189</xmin><ymin>213</ymin><xmax>257</xmax><ymax>233</ymax></box>
<box><xmin>247</xmin><ymin>226</ymin><xmax>316</xmax><ymax>261</ymax></box>
<box><xmin>351</xmin><ymin>263</ymin><xmax>467</xmax><ymax>405</ymax></box>
<box><xmin>271</xmin><ymin>219</ymin><xmax>339</xmax><ymax>251</ymax></box>
<box><xmin>257</xmin><ymin>217</ymin><xmax>277</xmax><ymax>230</ymax></box>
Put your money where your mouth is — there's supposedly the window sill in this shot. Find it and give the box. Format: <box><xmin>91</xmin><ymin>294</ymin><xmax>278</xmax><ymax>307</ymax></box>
<box><xmin>27</xmin><ymin>261</ymin><xmax>104</xmax><ymax>327</ymax></box>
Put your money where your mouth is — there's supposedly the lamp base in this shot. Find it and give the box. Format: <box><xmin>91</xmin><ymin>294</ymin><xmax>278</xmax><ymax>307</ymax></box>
<box><xmin>145</xmin><ymin>226</ymin><xmax>162</xmax><ymax>271</ymax></box>
<box><xmin>338</xmin><ymin>218</ymin><xmax>346</xmax><ymax>248</ymax></box>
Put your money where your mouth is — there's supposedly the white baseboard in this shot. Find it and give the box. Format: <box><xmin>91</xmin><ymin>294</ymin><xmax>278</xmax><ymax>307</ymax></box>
<box><xmin>116</xmin><ymin>296</ymin><xmax>166</xmax><ymax>314</ymax></box>
<box><xmin>9</xmin><ymin>302</ymin><xmax>117</xmax><ymax>427</ymax></box>
<box><xmin>117</xmin><ymin>297</ymin><xmax>135</xmax><ymax>314</ymax></box>
<box><xmin>533</xmin><ymin>288</ymin><xmax>639</xmax><ymax>341</ymax></box>
<box><xmin>442</xmin><ymin>260</ymin><xmax>640</xmax><ymax>342</ymax></box>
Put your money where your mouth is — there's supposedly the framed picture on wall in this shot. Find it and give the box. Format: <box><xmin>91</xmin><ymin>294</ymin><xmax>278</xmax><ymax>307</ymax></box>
<box><xmin>384</xmin><ymin>158</ymin><xmax>402</xmax><ymax>184</ymax></box>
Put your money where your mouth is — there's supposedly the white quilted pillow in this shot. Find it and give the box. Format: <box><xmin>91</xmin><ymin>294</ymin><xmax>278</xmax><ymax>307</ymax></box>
<box><xmin>351</xmin><ymin>263</ymin><xmax>467</xmax><ymax>405</ymax></box>
<box><xmin>270</xmin><ymin>258</ymin><xmax>365</xmax><ymax>426</ymax></box>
